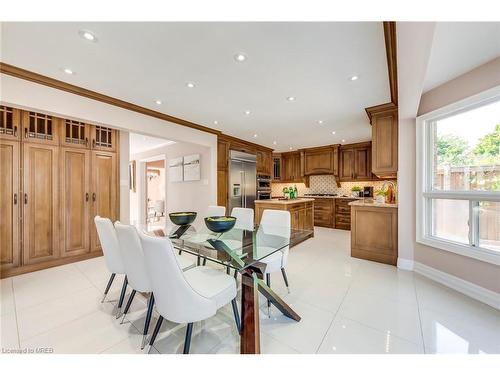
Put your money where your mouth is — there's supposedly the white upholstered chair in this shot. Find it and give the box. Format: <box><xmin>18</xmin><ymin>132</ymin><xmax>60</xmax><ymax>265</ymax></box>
<box><xmin>230</xmin><ymin>207</ymin><xmax>254</xmax><ymax>231</ymax></box>
<box><xmin>206</xmin><ymin>205</ymin><xmax>226</xmax><ymax>217</ymax></box>
<box><xmin>138</xmin><ymin>231</ymin><xmax>240</xmax><ymax>354</ymax></box>
<box><xmin>94</xmin><ymin>216</ymin><xmax>129</xmax><ymax>316</ymax></box>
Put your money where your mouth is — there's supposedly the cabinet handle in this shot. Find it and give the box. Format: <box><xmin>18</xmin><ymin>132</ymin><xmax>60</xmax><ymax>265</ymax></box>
<box><xmin>14</xmin><ymin>193</ymin><xmax>17</xmax><ymax>205</ymax></box>
<box><xmin>24</xmin><ymin>128</ymin><xmax>28</xmax><ymax>138</ymax></box>
<box><xmin>24</xmin><ymin>193</ymin><xmax>28</xmax><ymax>204</ymax></box>
<box><xmin>92</xmin><ymin>193</ymin><xmax>96</xmax><ymax>202</ymax></box>
<box><xmin>92</xmin><ymin>139</ymin><xmax>96</xmax><ymax>148</ymax></box>
<box><xmin>86</xmin><ymin>193</ymin><xmax>89</xmax><ymax>202</ymax></box>
<box><xmin>85</xmin><ymin>138</ymin><xmax>89</xmax><ymax>147</ymax></box>
<box><xmin>14</xmin><ymin>126</ymin><xmax>18</xmax><ymax>137</ymax></box>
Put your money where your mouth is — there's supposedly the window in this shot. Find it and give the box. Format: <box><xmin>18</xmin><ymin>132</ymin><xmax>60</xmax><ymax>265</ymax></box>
<box><xmin>417</xmin><ymin>88</ymin><xmax>500</xmax><ymax>265</ymax></box>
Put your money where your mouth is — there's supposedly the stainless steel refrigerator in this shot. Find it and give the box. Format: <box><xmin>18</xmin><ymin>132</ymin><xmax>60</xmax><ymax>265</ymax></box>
<box><xmin>228</xmin><ymin>150</ymin><xmax>257</xmax><ymax>212</ymax></box>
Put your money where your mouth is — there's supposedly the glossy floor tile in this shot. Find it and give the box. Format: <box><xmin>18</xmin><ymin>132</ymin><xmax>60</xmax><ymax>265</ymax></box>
<box><xmin>1</xmin><ymin>227</ymin><xmax>498</xmax><ymax>354</ymax></box>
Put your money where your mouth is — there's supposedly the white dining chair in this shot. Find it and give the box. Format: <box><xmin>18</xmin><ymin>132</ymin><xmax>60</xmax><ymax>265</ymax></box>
<box><xmin>258</xmin><ymin>209</ymin><xmax>291</xmax><ymax>313</ymax></box>
<box><xmin>138</xmin><ymin>231</ymin><xmax>240</xmax><ymax>354</ymax></box>
<box><xmin>94</xmin><ymin>216</ymin><xmax>128</xmax><ymax>317</ymax></box>
<box><xmin>230</xmin><ymin>207</ymin><xmax>254</xmax><ymax>231</ymax></box>
<box><xmin>207</xmin><ymin>205</ymin><xmax>226</xmax><ymax>217</ymax></box>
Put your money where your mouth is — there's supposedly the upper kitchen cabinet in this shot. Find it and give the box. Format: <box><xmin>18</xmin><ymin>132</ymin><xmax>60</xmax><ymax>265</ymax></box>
<box><xmin>272</xmin><ymin>154</ymin><xmax>282</xmax><ymax>181</ymax></box>
<box><xmin>21</xmin><ymin>111</ymin><xmax>61</xmax><ymax>145</ymax></box>
<box><xmin>61</xmin><ymin>119</ymin><xmax>91</xmax><ymax>149</ymax></box>
<box><xmin>339</xmin><ymin>142</ymin><xmax>375</xmax><ymax>181</ymax></box>
<box><xmin>0</xmin><ymin>105</ymin><xmax>21</xmax><ymax>141</ymax></box>
<box><xmin>90</xmin><ymin>125</ymin><xmax>117</xmax><ymax>152</ymax></box>
<box><xmin>366</xmin><ymin>103</ymin><xmax>398</xmax><ymax>178</ymax></box>
<box><xmin>302</xmin><ymin>145</ymin><xmax>338</xmax><ymax>176</ymax></box>
<box><xmin>256</xmin><ymin>149</ymin><xmax>272</xmax><ymax>175</ymax></box>
<box><xmin>281</xmin><ymin>151</ymin><xmax>303</xmax><ymax>182</ymax></box>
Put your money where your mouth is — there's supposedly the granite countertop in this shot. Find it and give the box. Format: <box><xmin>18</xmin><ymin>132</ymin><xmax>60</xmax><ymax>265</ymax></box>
<box><xmin>301</xmin><ymin>195</ymin><xmax>363</xmax><ymax>200</ymax></box>
<box><xmin>254</xmin><ymin>198</ymin><xmax>315</xmax><ymax>204</ymax></box>
<box><xmin>349</xmin><ymin>199</ymin><xmax>398</xmax><ymax>208</ymax></box>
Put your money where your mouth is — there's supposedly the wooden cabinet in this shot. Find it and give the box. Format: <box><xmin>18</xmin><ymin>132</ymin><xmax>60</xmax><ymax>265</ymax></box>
<box><xmin>313</xmin><ymin>198</ymin><xmax>334</xmax><ymax>228</ymax></box>
<box><xmin>0</xmin><ymin>106</ymin><xmax>21</xmax><ymax>141</ymax></box>
<box><xmin>60</xmin><ymin>148</ymin><xmax>91</xmax><ymax>257</ymax></box>
<box><xmin>281</xmin><ymin>151</ymin><xmax>302</xmax><ymax>182</ymax></box>
<box><xmin>272</xmin><ymin>154</ymin><xmax>281</xmax><ymax>181</ymax></box>
<box><xmin>217</xmin><ymin>169</ymin><xmax>228</xmax><ymax>207</ymax></box>
<box><xmin>22</xmin><ymin>111</ymin><xmax>61</xmax><ymax>145</ymax></box>
<box><xmin>256</xmin><ymin>150</ymin><xmax>272</xmax><ymax>175</ymax></box>
<box><xmin>61</xmin><ymin>119</ymin><xmax>91</xmax><ymax>149</ymax></box>
<box><xmin>339</xmin><ymin>142</ymin><xmax>375</xmax><ymax>181</ymax></box>
<box><xmin>0</xmin><ymin>140</ymin><xmax>20</xmax><ymax>272</ymax></box>
<box><xmin>217</xmin><ymin>139</ymin><xmax>229</xmax><ymax>171</ymax></box>
<box><xmin>303</xmin><ymin>145</ymin><xmax>338</xmax><ymax>175</ymax></box>
<box><xmin>90</xmin><ymin>125</ymin><xmax>117</xmax><ymax>152</ymax></box>
<box><xmin>371</xmin><ymin>107</ymin><xmax>398</xmax><ymax>178</ymax></box>
<box><xmin>22</xmin><ymin>143</ymin><xmax>60</xmax><ymax>265</ymax></box>
<box><xmin>90</xmin><ymin>151</ymin><xmax>117</xmax><ymax>253</ymax></box>
<box><xmin>351</xmin><ymin>204</ymin><xmax>398</xmax><ymax>265</ymax></box>
<box><xmin>335</xmin><ymin>198</ymin><xmax>356</xmax><ymax>230</ymax></box>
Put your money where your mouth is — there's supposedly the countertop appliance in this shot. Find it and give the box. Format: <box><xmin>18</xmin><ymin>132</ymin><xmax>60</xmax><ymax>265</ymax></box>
<box><xmin>363</xmin><ymin>186</ymin><xmax>374</xmax><ymax>198</ymax></box>
<box><xmin>229</xmin><ymin>150</ymin><xmax>257</xmax><ymax>212</ymax></box>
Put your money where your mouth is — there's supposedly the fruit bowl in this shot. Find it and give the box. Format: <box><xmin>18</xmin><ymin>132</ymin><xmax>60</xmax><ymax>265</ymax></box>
<box><xmin>204</xmin><ymin>216</ymin><xmax>237</xmax><ymax>233</ymax></box>
<box><xmin>168</xmin><ymin>212</ymin><xmax>197</xmax><ymax>226</ymax></box>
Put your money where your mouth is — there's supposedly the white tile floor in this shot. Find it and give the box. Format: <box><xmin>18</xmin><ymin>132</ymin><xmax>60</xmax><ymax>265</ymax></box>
<box><xmin>1</xmin><ymin>227</ymin><xmax>499</xmax><ymax>354</ymax></box>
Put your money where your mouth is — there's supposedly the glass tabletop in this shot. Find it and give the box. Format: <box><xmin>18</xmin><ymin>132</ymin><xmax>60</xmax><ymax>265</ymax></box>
<box><xmin>135</xmin><ymin>221</ymin><xmax>312</xmax><ymax>272</ymax></box>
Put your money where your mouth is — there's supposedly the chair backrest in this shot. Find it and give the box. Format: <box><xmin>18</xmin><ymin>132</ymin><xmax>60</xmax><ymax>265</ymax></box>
<box><xmin>114</xmin><ymin>223</ymin><xmax>152</xmax><ymax>293</ymax></box>
<box><xmin>259</xmin><ymin>209</ymin><xmax>291</xmax><ymax>267</ymax></box>
<box><xmin>94</xmin><ymin>216</ymin><xmax>125</xmax><ymax>274</ymax></box>
<box><xmin>138</xmin><ymin>231</ymin><xmax>216</xmax><ymax>323</ymax></box>
<box><xmin>207</xmin><ymin>205</ymin><xmax>226</xmax><ymax>217</ymax></box>
<box><xmin>231</xmin><ymin>207</ymin><xmax>254</xmax><ymax>231</ymax></box>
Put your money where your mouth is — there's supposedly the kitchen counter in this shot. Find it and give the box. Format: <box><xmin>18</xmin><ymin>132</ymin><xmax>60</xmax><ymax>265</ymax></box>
<box><xmin>255</xmin><ymin>198</ymin><xmax>315</xmax><ymax>205</ymax></box>
<box><xmin>302</xmin><ymin>195</ymin><xmax>364</xmax><ymax>200</ymax></box>
<box><xmin>349</xmin><ymin>199</ymin><xmax>398</xmax><ymax>208</ymax></box>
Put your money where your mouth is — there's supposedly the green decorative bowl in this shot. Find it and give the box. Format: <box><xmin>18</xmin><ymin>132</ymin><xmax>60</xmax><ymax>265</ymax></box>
<box><xmin>169</xmin><ymin>212</ymin><xmax>197</xmax><ymax>226</ymax></box>
<box><xmin>204</xmin><ymin>216</ymin><xmax>237</xmax><ymax>233</ymax></box>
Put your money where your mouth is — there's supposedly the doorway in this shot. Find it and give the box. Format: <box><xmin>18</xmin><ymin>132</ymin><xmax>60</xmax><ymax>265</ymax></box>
<box><xmin>145</xmin><ymin>159</ymin><xmax>166</xmax><ymax>231</ymax></box>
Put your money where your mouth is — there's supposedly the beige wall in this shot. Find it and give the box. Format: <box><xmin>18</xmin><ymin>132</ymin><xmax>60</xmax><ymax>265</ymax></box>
<box><xmin>413</xmin><ymin>58</ymin><xmax>500</xmax><ymax>293</ymax></box>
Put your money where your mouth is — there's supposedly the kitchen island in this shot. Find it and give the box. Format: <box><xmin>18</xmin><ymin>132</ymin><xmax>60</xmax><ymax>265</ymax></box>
<box><xmin>254</xmin><ymin>198</ymin><xmax>315</xmax><ymax>244</ymax></box>
<box><xmin>349</xmin><ymin>199</ymin><xmax>398</xmax><ymax>265</ymax></box>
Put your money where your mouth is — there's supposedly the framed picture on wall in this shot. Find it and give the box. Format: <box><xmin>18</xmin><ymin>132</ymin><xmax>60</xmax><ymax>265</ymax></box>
<box><xmin>129</xmin><ymin>160</ymin><xmax>136</xmax><ymax>192</ymax></box>
<box><xmin>169</xmin><ymin>157</ymin><xmax>184</xmax><ymax>182</ymax></box>
<box><xmin>183</xmin><ymin>154</ymin><xmax>201</xmax><ymax>181</ymax></box>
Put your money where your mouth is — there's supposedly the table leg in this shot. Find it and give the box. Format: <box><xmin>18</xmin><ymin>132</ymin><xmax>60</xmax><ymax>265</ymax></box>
<box><xmin>240</xmin><ymin>271</ymin><xmax>260</xmax><ymax>354</ymax></box>
<box><xmin>256</xmin><ymin>279</ymin><xmax>301</xmax><ymax>322</ymax></box>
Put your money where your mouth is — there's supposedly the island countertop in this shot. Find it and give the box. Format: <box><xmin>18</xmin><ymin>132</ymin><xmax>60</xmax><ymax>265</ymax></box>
<box><xmin>348</xmin><ymin>199</ymin><xmax>398</xmax><ymax>208</ymax></box>
<box><xmin>254</xmin><ymin>198</ymin><xmax>315</xmax><ymax>205</ymax></box>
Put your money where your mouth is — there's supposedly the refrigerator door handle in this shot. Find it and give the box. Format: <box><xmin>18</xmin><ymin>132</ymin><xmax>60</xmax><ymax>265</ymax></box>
<box><xmin>240</xmin><ymin>170</ymin><xmax>245</xmax><ymax>208</ymax></box>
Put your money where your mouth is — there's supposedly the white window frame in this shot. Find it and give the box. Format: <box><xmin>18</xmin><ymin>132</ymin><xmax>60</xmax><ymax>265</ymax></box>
<box><xmin>416</xmin><ymin>85</ymin><xmax>500</xmax><ymax>266</ymax></box>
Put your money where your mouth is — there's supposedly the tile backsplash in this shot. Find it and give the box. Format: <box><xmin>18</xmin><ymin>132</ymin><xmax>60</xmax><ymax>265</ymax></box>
<box><xmin>271</xmin><ymin>175</ymin><xmax>393</xmax><ymax>197</ymax></box>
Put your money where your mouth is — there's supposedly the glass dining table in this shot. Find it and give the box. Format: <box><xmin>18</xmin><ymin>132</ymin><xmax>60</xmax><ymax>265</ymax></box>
<box><xmin>138</xmin><ymin>221</ymin><xmax>313</xmax><ymax>354</ymax></box>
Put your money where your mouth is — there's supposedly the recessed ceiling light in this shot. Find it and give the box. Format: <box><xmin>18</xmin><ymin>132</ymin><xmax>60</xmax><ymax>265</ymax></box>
<box><xmin>79</xmin><ymin>30</ymin><xmax>97</xmax><ymax>42</ymax></box>
<box><xmin>186</xmin><ymin>82</ymin><xmax>195</xmax><ymax>88</ymax></box>
<box><xmin>155</xmin><ymin>99</ymin><xmax>162</xmax><ymax>105</ymax></box>
<box><xmin>342</xmin><ymin>139</ymin><xmax>346</xmax><ymax>142</ymax></box>
<box><xmin>63</xmin><ymin>68</ymin><xmax>74</xmax><ymax>75</ymax></box>
<box><xmin>318</xmin><ymin>120</ymin><xmax>324</xmax><ymax>125</ymax></box>
<box><xmin>286</xmin><ymin>96</ymin><xmax>296</xmax><ymax>101</ymax></box>
<box><xmin>289</xmin><ymin>146</ymin><xmax>293</xmax><ymax>150</ymax></box>
<box><xmin>245</xmin><ymin>110</ymin><xmax>251</xmax><ymax>115</ymax></box>
<box><xmin>350</xmin><ymin>75</ymin><xmax>359</xmax><ymax>81</ymax></box>
<box><xmin>273</xmin><ymin>141</ymin><xmax>277</xmax><ymax>145</ymax></box>
<box><xmin>234</xmin><ymin>53</ymin><xmax>247</xmax><ymax>62</ymax></box>
<box><xmin>253</xmin><ymin>134</ymin><xmax>258</xmax><ymax>138</ymax></box>
<box><xmin>213</xmin><ymin>120</ymin><xmax>218</xmax><ymax>125</ymax></box>
<box><xmin>332</xmin><ymin>131</ymin><xmax>336</xmax><ymax>135</ymax></box>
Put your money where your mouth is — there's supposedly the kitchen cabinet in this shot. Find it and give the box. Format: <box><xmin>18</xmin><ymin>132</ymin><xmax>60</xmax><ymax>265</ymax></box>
<box><xmin>61</xmin><ymin>119</ymin><xmax>91</xmax><ymax>149</ymax></box>
<box><xmin>22</xmin><ymin>111</ymin><xmax>61</xmax><ymax>146</ymax></box>
<box><xmin>313</xmin><ymin>198</ymin><xmax>334</xmax><ymax>228</ymax></box>
<box><xmin>217</xmin><ymin>169</ymin><xmax>228</xmax><ymax>208</ymax></box>
<box><xmin>0</xmin><ymin>140</ymin><xmax>20</xmax><ymax>272</ymax></box>
<box><xmin>0</xmin><ymin>105</ymin><xmax>21</xmax><ymax>141</ymax></box>
<box><xmin>217</xmin><ymin>139</ymin><xmax>229</xmax><ymax>171</ymax></box>
<box><xmin>371</xmin><ymin>107</ymin><xmax>398</xmax><ymax>178</ymax></box>
<box><xmin>335</xmin><ymin>198</ymin><xmax>356</xmax><ymax>230</ymax></box>
<box><xmin>90</xmin><ymin>125</ymin><xmax>117</xmax><ymax>152</ymax></box>
<box><xmin>60</xmin><ymin>148</ymin><xmax>91</xmax><ymax>257</ymax></box>
<box><xmin>22</xmin><ymin>143</ymin><xmax>60</xmax><ymax>265</ymax></box>
<box><xmin>303</xmin><ymin>145</ymin><xmax>338</xmax><ymax>175</ymax></box>
<box><xmin>339</xmin><ymin>142</ymin><xmax>375</xmax><ymax>181</ymax></box>
<box><xmin>281</xmin><ymin>151</ymin><xmax>302</xmax><ymax>182</ymax></box>
<box><xmin>90</xmin><ymin>150</ymin><xmax>117</xmax><ymax>253</ymax></box>
<box><xmin>256</xmin><ymin>149</ymin><xmax>272</xmax><ymax>175</ymax></box>
<box><xmin>272</xmin><ymin>154</ymin><xmax>281</xmax><ymax>181</ymax></box>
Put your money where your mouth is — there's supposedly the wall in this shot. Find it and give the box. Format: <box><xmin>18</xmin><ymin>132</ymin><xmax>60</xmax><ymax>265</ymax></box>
<box><xmin>0</xmin><ymin>74</ymin><xmax>218</xmax><ymax>225</ymax></box>
<box><xmin>271</xmin><ymin>175</ymin><xmax>389</xmax><ymax>198</ymax></box>
<box><xmin>130</xmin><ymin>141</ymin><xmax>213</xmax><ymax>227</ymax></box>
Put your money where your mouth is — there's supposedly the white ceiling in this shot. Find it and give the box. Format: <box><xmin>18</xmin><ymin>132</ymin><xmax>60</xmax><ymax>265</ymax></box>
<box><xmin>423</xmin><ymin>22</ymin><xmax>500</xmax><ymax>93</ymax></box>
<box><xmin>0</xmin><ymin>22</ymin><xmax>390</xmax><ymax>151</ymax></box>
<box><xmin>129</xmin><ymin>132</ymin><xmax>174</xmax><ymax>154</ymax></box>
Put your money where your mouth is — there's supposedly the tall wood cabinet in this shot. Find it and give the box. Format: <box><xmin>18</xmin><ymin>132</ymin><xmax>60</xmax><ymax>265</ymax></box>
<box><xmin>339</xmin><ymin>142</ymin><xmax>377</xmax><ymax>182</ymax></box>
<box><xmin>0</xmin><ymin>105</ymin><xmax>120</xmax><ymax>278</ymax></box>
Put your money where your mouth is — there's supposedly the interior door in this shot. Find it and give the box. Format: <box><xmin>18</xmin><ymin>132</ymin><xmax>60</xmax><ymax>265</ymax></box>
<box><xmin>22</xmin><ymin>143</ymin><xmax>60</xmax><ymax>265</ymax></box>
<box><xmin>90</xmin><ymin>150</ymin><xmax>117</xmax><ymax>252</ymax></box>
<box><xmin>61</xmin><ymin>148</ymin><xmax>90</xmax><ymax>257</ymax></box>
<box><xmin>0</xmin><ymin>140</ymin><xmax>20</xmax><ymax>271</ymax></box>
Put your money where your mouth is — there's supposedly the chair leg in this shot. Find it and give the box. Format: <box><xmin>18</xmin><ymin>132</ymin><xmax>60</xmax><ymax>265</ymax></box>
<box><xmin>202</xmin><ymin>258</ymin><xmax>207</xmax><ymax>266</ymax></box>
<box><xmin>116</xmin><ymin>276</ymin><xmax>128</xmax><ymax>319</ymax></box>
<box><xmin>148</xmin><ymin>316</ymin><xmax>164</xmax><ymax>350</ymax></box>
<box><xmin>121</xmin><ymin>289</ymin><xmax>137</xmax><ymax>324</ymax></box>
<box><xmin>141</xmin><ymin>293</ymin><xmax>155</xmax><ymax>349</ymax></box>
<box><xmin>101</xmin><ymin>273</ymin><xmax>116</xmax><ymax>303</ymax></box>
<box><xmin>231</xmin><ymin>299</ymin><xmax>241</xmax><ymax>334</ymax></box>
<box><xmin>183</xmin><ymin>323</ymin><xmax>194</xmax><ymax>354</ymax></box>
<box><xmin>266</xmin><ymin>273</ymin><xmax>271</xmax><ymax>315</ymax></box>
<box><xmin>281</xmin><ymin>268</ymin><xmax>290</xmax><ymax>293</ymax></box>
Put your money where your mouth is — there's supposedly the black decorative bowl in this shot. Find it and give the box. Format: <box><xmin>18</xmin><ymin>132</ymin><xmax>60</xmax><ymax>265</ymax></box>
<box><xmin>169</xmin><ymin>212</ymin><xmax>197</xmax><ymax>226</ymax></box>
<box><xmin>204</xmin><ymin>216</ymin><xmax>237</xmax><ymax>233</ymax></box>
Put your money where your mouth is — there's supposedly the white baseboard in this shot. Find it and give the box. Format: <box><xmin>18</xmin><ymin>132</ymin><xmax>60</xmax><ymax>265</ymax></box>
<box><xmin>397</xmin><ymin>258</ymin><xmax>414</xmax><ymax>270</ymax></box>
<box><xmin>414</xmin><ymin>262</ymin><xmax>500</xmax><ymax>310</ymax></box>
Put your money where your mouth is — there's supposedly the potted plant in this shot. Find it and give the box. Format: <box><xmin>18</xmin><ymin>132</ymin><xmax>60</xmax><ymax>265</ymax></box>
<box><xmin>351</xmin><ymin>186</ymin><xmax>362</xmax><ymax>197</ymax></box>
<box><xmin>374</xmin><ymin>189</ymin><xmax>387</xmax><ymax>203</ymax></box>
